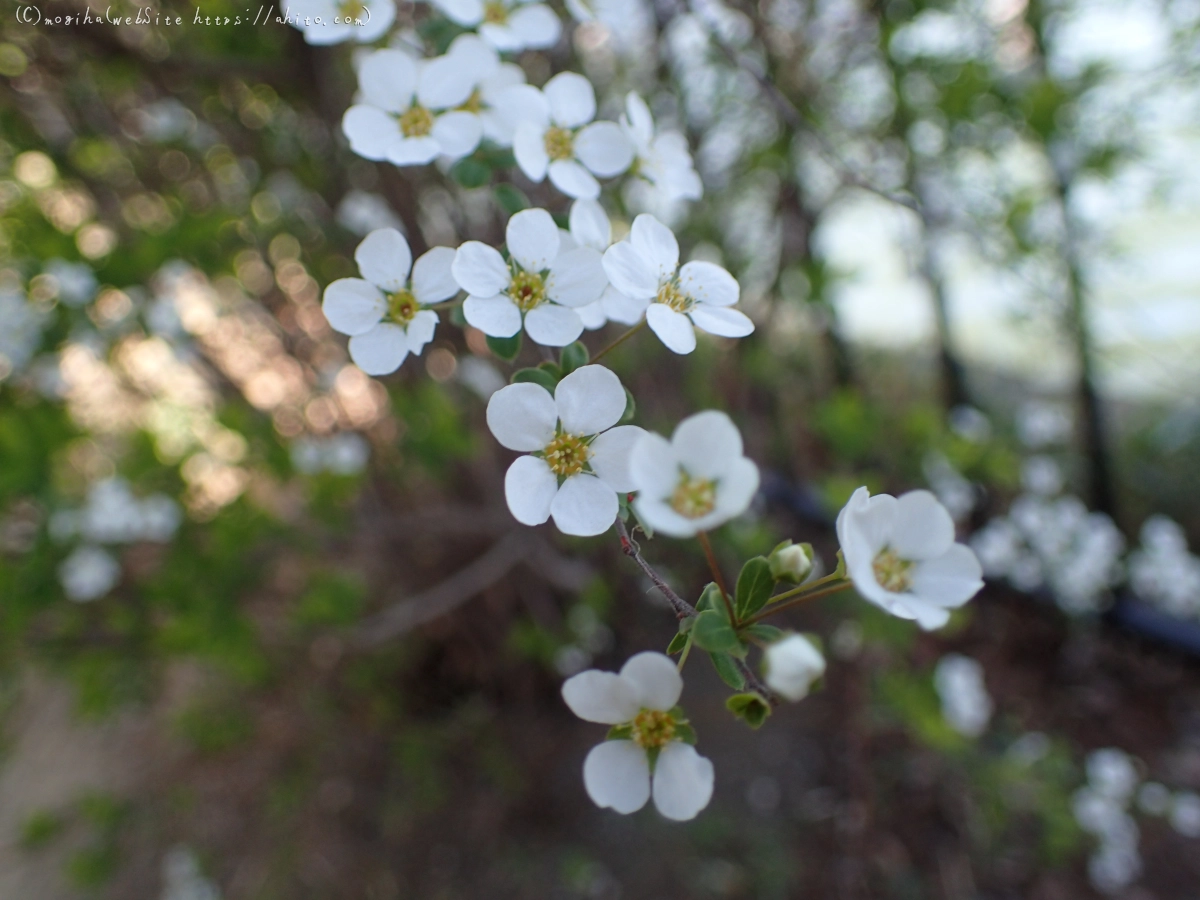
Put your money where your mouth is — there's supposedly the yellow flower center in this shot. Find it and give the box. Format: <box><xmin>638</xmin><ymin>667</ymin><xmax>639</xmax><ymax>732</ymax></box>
<box><xmin>458</xmin><ymin>89</ymin><xmax>485</xmax><ymax>115</ymax></box>
<box><xmin>543</xmin><ymin>126</ymin><xmax>575</xmax><ymax>162</ymax></box>
<box><xmin>631</xmin><ymin>709</ymin><xmax>676</xmax><ymax>749</ymax></box>
<box><xmin>398</xmin><ymin>105</ymin><xmax>433</xmax><ymax>138</ymax></box>
<box><xmin>872</xmin><ymin>547</ymin><xmax>914</xmax><ymax>593</ymax></box>
<box><xmin>508</xmin><ymin>269</ymin><xmax>546</xmax><ymax>312</ymax></box>
<box><xmin>669</xmin><ymin>470</ymin><xmax>716</xmax><ymax>519</ymax></box>
<box><xmin>338</xmin><ymin>0</ymin><xmax>365</xmax><ymax>18</ymax></box>
<box><xmin>543</xmin><ymin>433</ymin><xmax>590</xmax><ymax>477</ymax></box>
<box><xmin>387</xmin><ymin>289</ymin><xmax>419</xmax><ymax>325</ymax></box>
<box><xmin>483</xmin><ymin>0</ymin><xmax>508</xmax><ymax>24</ymax></box>
<box><xmin>657</xmin><ymin>281</ymin><xmax>692</xmax><ymax>313</ymax></box>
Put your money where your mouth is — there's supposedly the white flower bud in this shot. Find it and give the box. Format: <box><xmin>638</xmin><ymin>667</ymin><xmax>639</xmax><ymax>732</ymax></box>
<box><xmin>762</xmin><ymin>633</ymin><xmax>825</xmax><ymax>702</ymax></box>
<box><xmin>768</xmin><ymin>541</ymin><xmax>813</xmax><ymax>584</ymax></box>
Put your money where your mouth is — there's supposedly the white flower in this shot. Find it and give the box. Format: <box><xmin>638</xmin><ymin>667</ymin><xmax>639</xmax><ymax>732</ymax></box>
<box><xmin>933</xmin><ymin>654</ymin><xmax>993</xmax><ymax>738</ymax></box>
<box><xmin>512</xmin><ymin>73</ymin><xmax>635</xmax><ymax>200</ymax></box>
<box><xmin>342</xmin><ymin>49</ymin><xmax>483</xmax><ymax>166</ymax></box>
<box><xmin>762</xmin><ymin>633</ymin><xmax>825</xmax><ymax>702</ymax></box>
<box><xmin>436</xmin><ymin>34</ymin><xmax>531</xmax><ymax>147</ymax></box>
<box><xmin>59</xmin><ymin>545</ymin><xmax>121</xmax><ymax>602</ymax></box>
<box><xmin>602</xmin><ymin>214</ymin><xmax>753</xmax><ymax>354</ymax></box>
<box><xmin>560</xmin><ymin>199</ymin><xmax>648</xmax><ymax>330</ymax></box>
<box><xmin>1171</xmin><ymin>791</ymin><xmax>1200</xmax><ymax>838</ymax></box>
<box><xmin>336</xmin><ymin>190</ymin><xmax>403</xmax><ymax>236</ymax></box>
<box><xmin>629</xmin><ymin>410</ymin><xmax>760</xmax><ymax>538</ymax></box>
<box><xmin>621</xmin><ymin>93</ymin><xmax>702</xmax><ymax>202</ymax></box>
<box><xmin>768</xmin><ymin>540</ymin><xmax>813</xmax><ymax>583</ymax></box>
<box><xmin>1087</xmin><ymin>748</ymin><xmax>1139</xmax><ymax>804</ymax></box>
<box><xmin>322</xmin><ymin>229</ymin><xmax>458</xmax><ymax>375</ymax></box>
<box><xmin>562</xmin><ymin>651</ymin><xmax>714</xmax><ymax>821</ymax></box>
<box><xmin>289</xmin><ymin>0</ymin><xmax>396</xmax><ymax>45</ymax></box>
<box><xmin>486</xmin><ymin>365</ymin><xmax>644</xmax><ymax>536</ymax></box>
<box><xmin>431</xmin><ymin>0</ymin><xmax>562</xmax><ymax>52</ymax></box>
<box><xmin>454</xmin><ymin>208</ymin><xmax>605</xmax><ymax>347</ymax></box>
<box><xmin>836</xmin><ymin>487</ymin><xmax>984</xmax><ymax>630</ymax></box>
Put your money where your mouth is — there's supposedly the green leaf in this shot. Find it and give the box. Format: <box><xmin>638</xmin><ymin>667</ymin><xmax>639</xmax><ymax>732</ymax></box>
<box><xmin>709</xmin><ymin>652</ymin><xmax>745</xmax><ymax>690</ymax></box>
<box><xmin>606</xmin><ymin>723</ymin><xmax>633</xmax><ymax>741</ymax></box>
<box><xmin>511</xmin><ymin>367</ymin><xmax>557</xmax><ymax>392</ymax></box>
<box><xmin>449</xmin><ymin>157</ymin><xmax>491</xmax><ymax>188</ymax></box>
<box><xmin>726</xmin><ymin>692</ymin><xmax>771</xmax><ymax>729</ymax></box>
<box><xmin>691</xmin><ymin>609</ymin><xmax>743</xmax><ymax>655</ymax></box>
<box><xmin>618</xmin><ymin>388</ymin><xmax>636</xmax><ymax>425</ymax></box>
<box><xmin>665</xmin><ymin>631</ymin><xmax>690</xmax><ymax>655</ymax></box>
<box><xmin>735</xmin><ymin>556</ymin><xmax>773</xmax><ymax>620</ymax></box>
<box><xmin>537</xmin><ymin>361</ymin><xmax>562</xmax><ymax>379</ymax></box>
<box><xmin>744</xmin><ymin>623</ymin><xmax>784</xmax><ymax>644</ymax></box>
<box><xmin>493</xmin><ymin>183</ymin><xmax>529</xmax><ymax>215</ymax></box>
<box><xmin>695</xmin><ymin>582</ymin><xmax>723</xmax><ymax>614</ymax></box>
<box><xmin>673</xmin><ymin>722</ymin><xmax>697</xmax><ymax>745</ymax></box>
<box><xmin>559</xmin><ymin>341</ymin><xmax>589</xmax><ymax>374</ymax></box>
<box><xmin>486</xmin><ymin>332</ymin><xmax>522</xmax><ymax>362</ymax></box>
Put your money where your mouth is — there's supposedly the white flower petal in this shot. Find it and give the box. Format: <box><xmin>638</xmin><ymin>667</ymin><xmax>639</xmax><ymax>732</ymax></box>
<box><xmin>547</xmin><ymin>247</ymin><xmax>606</xmax><ymax>308</ymax></box>
<box><xmin>673</xmin><ymin>410</ymin><xmax>743</xmax><ymax>479</ymax></box>
<box><xmin>601</xmin><ymin>286</ymin><xmax>650</xmax><ymax>325</ymax></box>
<box><xmin>890</xmin><ymin>490</ymin><xmax>956</xmax><ymax>560</ymax></box>
<box><xmin>417</xmin><ymin>57</ymin><xmax>477</xmax><ymax>110</ymax></box>
<box><xmin>486</xmin><ymin>382</ymin><xmax>558</xmax><ymax>450</ymax></box>
<box><xmin>629</xmin><ymin>431</ymin><xmax>679</xmax><ymax>497</ymax></box>
<box><xmin>630</xmin><ymin>214</ymin><xmax>679</xmax><ymax>281</ymax></box>
<box><xmin>713</xmin><ymin>456</ymin><xmax>760</xmax><ymax>523</ymax></box>
<box><xmin>508</xmin><ymin>3</ymin><xmax>563</xmax><ymax>49</ymax></box>
<box><xmin>544</xmin><ymin>72</ymin><xmax>596</xmax><ymax>128</ymax></box>
<box><xmin>623</xmin><ymin>92</ymin><xmax>654</xmax><ymax>147</ymax></box>
<box><xmin>388</xmin><ymin>136</ymin><xmax>441</xmax><ymax>166</ymax></box>
<box><xmin>632</xmin><ymin>495</ymin><xmax>703</xmax><ymax>538</ymax></box>
<box><xmin>342</xmin><ymin>105</ymin><xmax>401</xmax><ymax>161</ymax></box>
<box><xmin>555</xmin><ymin>364</ymin><xmax>627</xmax><ymax>436</ymax></box>
<box><xmin>688</xmin><ymin>305</ymin><xmax>754</xmax><ymax>338</ymax></box>
<box><xmin>491</xmin><ymin>84</ymin><xmax>550</xmax><ymax>137</ymax></box>
<box><xmin>588</xmin><ymin>425</ymin><xmax>646</xmax><ymax>493</ymax></box>
<box><xmin>562</xmin><ymin>670</ymin><xmax>640</xmax><ymax>723</ymax></box>
<box><xmin>349</xmin><ymin>324</ymin><xmax>409</xmax><ymax>376</ymax></box>
<box><xmin>411</xmin><ymin>247</ymin><xmax>460</xmax><ymax>305</ymax></box>
<box><xmin>548</xmin><ymin>160</ymin><xmax>601</xmax><ymax>200</ymax></box>
<box><xmin>355</xmin><ymin>228</ymin><xmax>412</xmax><ymax>292</ymax></box>
<box><xmin>911</xmin><ymin>544</ymin><xmax>984</xmax><ymax>608</ymax></box>
<box><xmin>843</xmin><ymin>491</ymin><xmax>897</xmax><ymax>559</ymax></box>
<box><xmin>646</xmin><ymin>304</ymin><xmax>696</xmax><ymax>354</ymax></box>
<box><xmin>576</xmin><ymin>300</ymin><xmax>608</xmax><ymax>330</ymax></box>
<box><xmin>551</xmin><ymin>474</ymin><xmax>618</xmax><ymax>536</ymax></box>
<box><xmin>357</xmin><ymin>0</ymin><xmax>396</xmax><ymax>40</ymax></box>
<box><xmin>524</xmin><ymin>303</ymin><xmax>584</xmax><ymax>347</ymax></box>
<box><xmin>479</xmin><ymin>22</ymin><xmax>523</xmax><ymax>52</ymax></box>
<box><xmin>602</xmin><ymin>242</ymin><xmax>659</xmax><ymax>300</ymax></box>
<box><xmin>463</xmin><ymin>293</ymin><xmax>522</xmax><ymax>338</ymax></box>
<box><xmin>405</xmin><ymin>310</ymin><xmax>439</xmax><ymax>352</ymax></box>
<box><xmin>358</xmin><ymin>50</ymin><xmax>418</xmax><ymax>113</ymax></box>
<box><xmin>453</xmin><ymin>242</ymin><xmax>511</xmax><ymax>297</ymax></box>
<box><xmin>504</xmin><ymin>455</ymin><xmax>559</xmax><ymax>525</ymax></box>
<box><xmin>322</xmin><ymin>278</ymin><xmax>386</xmax><ymax>336</ymax></box>
<box><xmin>513</xmin><ymin>122</ymin><xmax>550</xmax><ymax>182</ymax></box>
<box><xmin>569</xmin><ymin>199</ymin><xmax>612</xmax><ymax>252</ymax></box>
<box><xmin>507</xmin><ymin>208</ymin><xmax>561</xmax><ymax>273</ymax></box>
<box><xmin>433</xmin><ymin>0</ymin><xmax>484</xmax><ymax>26</ymax></box>
<box><xmin>619</xmin><ymin>651</ymin><xmax>682</xmax><ymax>711</ymax></box>
<box><xmin>432</xmin><ymin>111</ymin><xmax>483</xmax><ymax>160</ymax></box>
<box><xmin>652</xmin><ymin>742</ymin><xmax>714</xmax><ymax>821</ymax></box>
<box><xmin>584</xmin><ymin>740</ymin><xmax>651</xmax><ymax>814</ymax></box>
<box><xmin>575</xmin><ymin>122</ymin><xmax>635</xmax><ymax>178</ymax></box>
<box><xmin>679</xmin><ymin>260</ymin><xmax>739</xmax><ymax>307</ymax></box>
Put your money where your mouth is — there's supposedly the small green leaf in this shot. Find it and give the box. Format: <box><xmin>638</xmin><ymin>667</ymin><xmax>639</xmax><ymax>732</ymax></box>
<box><xmin>744</xmin><ymin>623</ymin><xmax>784</xmax><ymax>644</ymax></box>
<box><xmin>537</xmin><ymin>361</ymin><xmax>562</xmax><ymax>379</ymax></box>
<box><xmin>673</xmin><ymin>722</ymin><xmax>697</xmax><ymax>744</ymax></box>
<box><xmin>665</xmin><ymin>631</ymin><xmax>689</xmax><ymax>655</ymax></box>
<box><xmin>560</xmin><ymin>341</ymin><xmax>589</xmax><ymax>374</ymax></box>
<box><xmin>709</xmin><ymin>652</ymin><xmax>745</xmax><ymax>690</ymax></box>
<box><xmin>493</xmin><ymin>183</ymin><xmax>529</xmax><ymax>215</ymax></box>
<box><xmin>695</xmin><ymin>582</ymin><xmax>723</xmax><ymax>614</ymax></box>
<box><xmin>691</xmin><ymin>609</ymin><xmax>744</xmax><ymax>655</ymax></box>
<box><xmin>726</xmin><ymin>692</ymin><xmax>771</xmax><ymax>729</ymax></box>
<box><xmin>486</xmin><ymin>332</ymin><xmax>522</xmax><ymax>362</ymax></box>
<box><xmin>606</xmin><ymin>724</ymin><xmax>633</xmax><ymax>741</ymax></box>
<box><xmin>450</xmin><ymin>157</ymin><xmax>491</xmax><ymax>188</ymax></box>
<box><xmin>618</xmin><ymin>388</ymin><xmax>636</xmax><ymax>425</ymax></box>
<box><xmin>512</xmin><ymin>367</ymin><xmax>558</xmax><ymax>392</ymax></box>
<box><xmin>735</xmin><ymin>556</ymin><xmax>774</xmax><ymax>620</ymax></box>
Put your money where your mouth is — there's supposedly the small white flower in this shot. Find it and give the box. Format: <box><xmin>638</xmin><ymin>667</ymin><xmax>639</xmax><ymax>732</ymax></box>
<box><xmin>1087</xmin><ymin>748</ymin><xmax>1139</xmax><ymax>804</ymax></box>
<box><xmin>560</xmin><ymin>199</ymin><xmax>648</xmax><ymax>330</ymax></box>
<box><xmin>836</xmin><ymin>487</ymin><xmax>984</xmax><ymax>630</ymax></box>
<box><xmin>59</xmin><ymin>545</ymin><xmax>121</xmax><ymax>602</ymax></box>
<box><xmin>512</xmin><ymin>73</ymin><xmax>635</xmax><ymax>200</ymax></box>
<box><xmin>430</xmin><ymin>0</ymin><xmax>562</xmax><ymax>51</ymax></box>
<box><xmin>342</xmin><ymin>49</ymin><xmax>484</xmax><ymax>166</ymax></box>
<box><xmin>629</xmin><ymin>410</ymin><xmax>760</xmax><ymax>538</ymax></box>
<box><xmin>602</xmin><ymin>214</ymin><xmax>753</xmax><ymax>354</ymax></box>
<box><xmin>322</xmin><ymin>229</ymin><xmax>458</xmax><ymax>375</ymax></box>
<box><xmin>486</xmin><ymin>365</ymin><xmax>644</xmax><ymax>536</ymax></box>
<box><xmin>562</xmin><ymin>651</ymin><xmax>715</xmax><ymax>821</ymax></box>
<box><xmin>1170</xmin><ymin>791</ymin><xmax>1200</xmax><ymax>838</ymax></box>
<box><xmin>621</xmin><ymin>93</ymin><xmax>702</xmax><ymax>203</ymax></box>
<box><xmin>436</xmin><ymin>34</ymin><xmax>531</xmax><ymax>147</ymax></box>
<box><xmin>454</xmin><ymin>208</ymin><xmax>605</xmax><ymax>347</ymax></box>
<box><xmin>762</xmin><ymin>633</ymin><xmax>825</xmax><ymax>702</ymax></box>
<box><xmin>289</xmin><ymin>0</ymin><xmax>396</xmax><ymax>45</ymax></box>
<box><xmin>933</xmin><ymin>654</ymin><xmax>992</xmax><ymax>738</ymax></box>
<box><xmin>768</xmin><ymin>540</ymin><xmax>813</xmax><ymax>583</ymax></box>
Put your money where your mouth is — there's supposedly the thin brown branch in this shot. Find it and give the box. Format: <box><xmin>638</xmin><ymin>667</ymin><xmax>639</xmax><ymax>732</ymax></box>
<box><xmin>615</xmin><ymin>517</ymin><xmax>696</xmax><ymax>619</ymax></box>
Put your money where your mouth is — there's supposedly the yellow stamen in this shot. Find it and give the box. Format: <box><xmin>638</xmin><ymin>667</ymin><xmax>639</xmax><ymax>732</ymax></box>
<box><xmin>398</xmin><ymin>105</ymin><xmax>433</xmax><ymax>138</ymax></box>
<box><xmin>508</xmin><ymin>269</ymin><xmax>546</xmax><ymax>312</ymax></box>
<box><xmin>669</xmin><ymin>470</ymin><xmax>716</xmax><ymax>519</ymax></box>
<box><xmin>339</xmin><ymin>0</ymin><xmax>365</xmax><ymax>18</ymax></box>
<box><xmin>657</xmin><ymin>281</ymin><xmax>691</xmax><ymax>313</ymax></box>
<box><xmin>387</xmin><ymin>289</ymin><xmax>419</xmax><ymax>325</ymax></box>
<box><xmin>543</xmin><ymin>126</ymin><xmax>575</xmax><ymax>162</ymax></box>
<box><xmin>483</xmin><ymin>0</ymin><xmax>508</xmax><ymax>24</ymax></box>
<box><xmin>872</xmin><ymin>547</ymin><xmax>913</xmax><ymax>593</ymax></box>
<box><xmin>631</xmin><ymin>709</ymin><xmax>676</xmax><ymax>749</ymax></box>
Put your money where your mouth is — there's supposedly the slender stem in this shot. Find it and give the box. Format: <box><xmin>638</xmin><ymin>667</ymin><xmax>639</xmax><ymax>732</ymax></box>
<box><xmin>766</xmin><ymin>570</ymin><xmax>844</xmax><ymax>607</ymax></box>
<box><xmin>697</xmin><ymin>531</ymin><xmax>736</xmax><ymax>624</ymax></box>
<box><xmin>743</xmin><ymin>581</ymin><xmax>855</xmax><ymax>625</ymax></box>
<box><xmin>676</xmin><ymin>633</ymin><xmax>693</xmax><ymax>672</ymax></box>
<box><xmin>615</xmin><ymin>517</ymin><xmax>696</xmax><ymax>619</ymax></box>
<box><xmin>591</xmin><ymin>320</ymin><xmax>646</xmax><ymax>363</ymax></box>
<box><xmin>427</xmin><ymin>297</ymin><xmax>465</xmax><ymax>310</ymax></box>
<box><xmin>733</xmin><ymin>656</ymin><xmax>779</xmax><ymax>707</ymax></box>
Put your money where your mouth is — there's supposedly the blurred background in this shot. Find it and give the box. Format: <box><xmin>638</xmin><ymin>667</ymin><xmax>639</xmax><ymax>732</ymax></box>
<box><xmin>1</xmin><ymin>0</ymin><xmax>1199</xmax><ymax>897</ymax></box>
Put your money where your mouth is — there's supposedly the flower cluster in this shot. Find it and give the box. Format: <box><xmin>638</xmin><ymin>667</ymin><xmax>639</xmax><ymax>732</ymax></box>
<box><xmin>933</xmin><ymin>653</ymin><xmax>992</xmax><ymax>738</ymax></box>
<box><xmin>1128</xmin><ymin>515</ymin><xmax>1200</xmax><ymax>620</ymax></box>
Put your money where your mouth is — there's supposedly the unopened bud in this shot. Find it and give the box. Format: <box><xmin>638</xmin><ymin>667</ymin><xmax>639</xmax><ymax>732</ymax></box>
<box><xmin>762</xmin><ymin>633</ymin><xmax>825</xmax><ymax>702</ymax></box>
<box><xmin>768</xmin><ymin>540</ymin><xmax>813</xmax><ymax>584</ymax></box>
